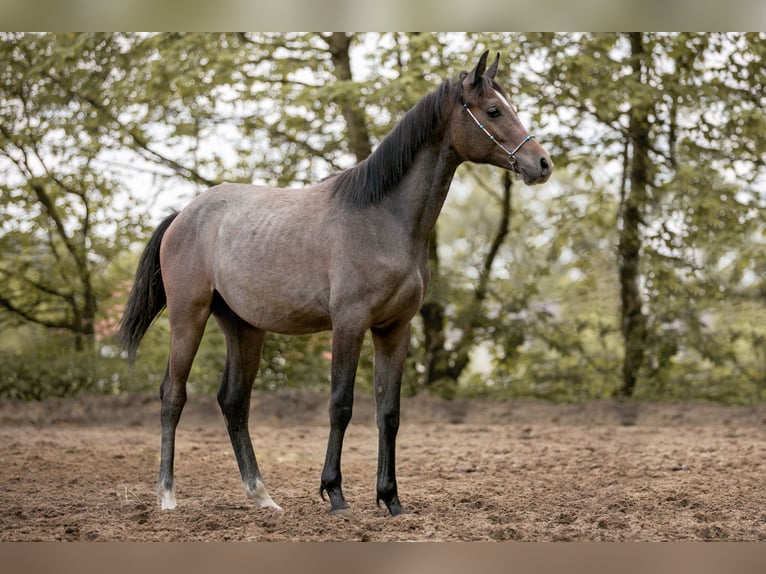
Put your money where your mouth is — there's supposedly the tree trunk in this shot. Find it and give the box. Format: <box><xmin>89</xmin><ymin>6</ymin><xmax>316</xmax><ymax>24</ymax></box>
<box><xmin>617</xmin><ymin>32</ymin><xmax>651</xmax><ymax>397</ymax></box>
<box><xmin>421</xmin><ymin>171</ymin><xmax>514</xmax><ymax>398</ymax></box>
<box><xmin>0</xmin><ymin>179</ymin><xmax>98</xmax><ymax>350</ymax></box>
<box><xmin>325</xmin><ymin>33</ymin><xmax>373</xmax><ymax>161</ymax></box>
<box><xmin>420</xmin><ymin>226</ymin><xmax>451</xmax><ymax>393</ymax></box>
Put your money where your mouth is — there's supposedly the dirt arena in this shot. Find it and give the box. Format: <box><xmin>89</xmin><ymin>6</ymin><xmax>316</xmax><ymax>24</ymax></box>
<box><xmin>2</xmin><ymin>390</ymin><xmax>766</xmax><ymax>542</ymax></box>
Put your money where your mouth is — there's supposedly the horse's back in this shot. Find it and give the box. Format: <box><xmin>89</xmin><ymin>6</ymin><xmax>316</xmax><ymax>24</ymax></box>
<box><xmin>161</xmin><ymin>183</ymin><xmax>337</xmax><ymax>334</ymax></box>
<box><xmin>165</xmin><ymin>182</ymin><xmax>333</xmax><ymax>257</ymax></box>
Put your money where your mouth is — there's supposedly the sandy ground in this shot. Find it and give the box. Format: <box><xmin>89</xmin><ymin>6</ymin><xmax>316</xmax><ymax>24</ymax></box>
<box><xmin>2</xmin><ymin>390</ymin><xmax>766</xmax><ymax>541</ymax></box>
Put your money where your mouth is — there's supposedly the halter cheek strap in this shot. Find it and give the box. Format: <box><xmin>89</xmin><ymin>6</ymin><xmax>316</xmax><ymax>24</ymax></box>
<box><xmin>462</xmin><ymin>102</ymin><xmax>535</xmax><ymax>167</ymax></box>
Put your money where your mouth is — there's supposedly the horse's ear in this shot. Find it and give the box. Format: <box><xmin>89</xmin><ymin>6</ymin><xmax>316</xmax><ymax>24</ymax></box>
<box><xmin>467</xmin><ymin>50</ymin><xmax>490</xmax><ymax>86</ymax></box>
<box><xmin>486</xmin><ymin>52</ymin><xmax>500</xmax><ymax>80</ymax></box>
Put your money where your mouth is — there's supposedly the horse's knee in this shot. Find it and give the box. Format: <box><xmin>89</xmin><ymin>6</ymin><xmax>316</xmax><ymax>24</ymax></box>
<box><xmin>376</xmin><ymin>396</ymin><xmax>400</xmax><ymax>436</ymax></box>
<box><xmin>328</xmin><ymin>401</ymin><xmax>353</xmax><ymax>430</ymax></box>
<box><xmin>377</xmin><ymin>408</ymin><xmax>400</xmax><ymax>432</ymax></box>
<box><xmin>328</xmin><ymin>381</ymin><xmax>354</xmax><ymax>430</ymax></box>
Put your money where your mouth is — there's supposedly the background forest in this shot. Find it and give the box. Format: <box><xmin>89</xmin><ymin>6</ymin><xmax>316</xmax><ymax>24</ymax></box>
<box><xmin>1</xmin><ymin>32</ymin><xmax>764</xmax><ymax>402</ymax></box>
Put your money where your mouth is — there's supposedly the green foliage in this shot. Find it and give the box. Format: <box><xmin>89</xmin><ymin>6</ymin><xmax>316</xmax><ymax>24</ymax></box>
<box><xmin>0</xmin><ymin>326</ymin><xmax>155</xmax><ymax>400</ymax></box>
<box><xmin>492</xmin><ymin>32</ymin><xmax>766</xmax><ymax>400</ymax></box>
<box><xmin>1</xmin><ymin>33</ymin><xmax>765</xmax><ymax>404</ymax></box>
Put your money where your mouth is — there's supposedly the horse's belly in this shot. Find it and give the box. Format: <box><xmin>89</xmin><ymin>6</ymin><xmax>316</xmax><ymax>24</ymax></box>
<box><xmin>246</xmin><ymin>302</ymin><xmax>333</xmax><ymax>335</ymax></box>
<box><xmin>218</xmin><ymin>281</ymin><xmax>333</xmax><ymax>335</ymax></box>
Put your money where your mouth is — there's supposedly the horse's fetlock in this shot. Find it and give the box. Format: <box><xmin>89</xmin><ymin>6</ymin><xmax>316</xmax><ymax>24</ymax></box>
<box><xmin>377</xmin><ymin>478</ymin><xmax>398</xmax><ymax>501</ymax></box>
<box><xmin>321</xmin><ymin>470</ymin><xmax>341</xmax><ymax>492</ymax></box>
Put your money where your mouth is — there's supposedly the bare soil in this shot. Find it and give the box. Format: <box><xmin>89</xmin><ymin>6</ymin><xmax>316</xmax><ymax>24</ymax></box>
<box><xmin>2</xmin><ymin>390</ymin><xmax>766</xmax><ymax>541</ymax></box>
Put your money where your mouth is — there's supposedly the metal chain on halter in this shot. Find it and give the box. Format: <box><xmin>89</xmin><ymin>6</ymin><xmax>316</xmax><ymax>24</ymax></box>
<box><xmin>462</xmin><ymin>101</ymin><xmax>535</xmax><ymax>168</ymax></box>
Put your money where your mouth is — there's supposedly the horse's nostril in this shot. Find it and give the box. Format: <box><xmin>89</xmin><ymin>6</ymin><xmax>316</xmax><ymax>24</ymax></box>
<box><xmin>540</xmin><ymin>157</ymin><xmax>550</xmax><ymax>174</ymax></box>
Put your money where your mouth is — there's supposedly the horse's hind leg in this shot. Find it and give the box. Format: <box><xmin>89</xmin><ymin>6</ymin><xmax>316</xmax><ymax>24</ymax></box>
<box><xmin>214</xmin><ymin>301</ymin><xmax>281</xmax><ymax>510</ymax></box>
<box><xmin>158</xmin><ymin>303</ymin><xmax>210</xmax><ymax>509</ymax></box>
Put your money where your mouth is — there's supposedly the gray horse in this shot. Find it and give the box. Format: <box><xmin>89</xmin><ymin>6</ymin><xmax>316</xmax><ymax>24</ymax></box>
<box><xmin>119</xmin><ymin>50</ymin><xmax>552</xmax><ymax>517</ymax></box>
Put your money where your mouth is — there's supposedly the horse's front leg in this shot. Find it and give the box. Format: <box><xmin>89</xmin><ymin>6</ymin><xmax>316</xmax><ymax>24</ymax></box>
<box><xmin>371</xmin><ymin>322</ymin><xmax>410</xmax><ymax>516</ymax></box>
<box><xmin>320</xmin><ymin>325</ymin><xmax>365</xmax><ymax>514</ymax></box>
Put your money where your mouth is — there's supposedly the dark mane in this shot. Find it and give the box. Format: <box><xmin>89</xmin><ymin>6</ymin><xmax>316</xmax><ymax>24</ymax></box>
<box><xmin>330</xmin><ymin>79</ymin><xmax>456</xmax><ymax>206</ymax></box>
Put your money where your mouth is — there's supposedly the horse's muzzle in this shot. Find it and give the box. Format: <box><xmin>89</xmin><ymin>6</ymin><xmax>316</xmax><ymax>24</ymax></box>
<box><xmin>516</xmin><ymin>152</ymin><xmax>553</xmax><ymax>185</ymax></box>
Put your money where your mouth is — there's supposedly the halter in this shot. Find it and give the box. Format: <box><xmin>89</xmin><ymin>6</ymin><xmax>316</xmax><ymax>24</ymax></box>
<box><xmin>462</xmin><ymin>101</ymin><xmax>535</xmax><ymax>169</ymax></box>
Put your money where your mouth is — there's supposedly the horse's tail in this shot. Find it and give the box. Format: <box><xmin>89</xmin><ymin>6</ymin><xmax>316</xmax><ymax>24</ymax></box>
<box><xmin>119</xmin><ymin>211</ymin><xmax>179</xmax><ymax>362</ymax></box>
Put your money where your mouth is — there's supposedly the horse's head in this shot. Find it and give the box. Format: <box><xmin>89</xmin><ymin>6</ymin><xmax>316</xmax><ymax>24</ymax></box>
<box><xmin>450</xmin><ymin>51</ymin><xmax>552</xmax><ymax>185</ymax></box>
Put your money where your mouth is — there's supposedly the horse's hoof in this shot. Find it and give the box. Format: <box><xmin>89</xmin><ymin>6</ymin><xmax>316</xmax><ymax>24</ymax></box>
<box><xmin>245</xmin><ymin>480</ymin><xmax>282</xmax><ymax>511</ymax></box>
<box><xmin>388</xmin><ymin>503</ymin><xmax>408</xmax><ymax>516</ymax></box>
<box><xmin>159</xmin><ymin>488</ymin><xmax>177</xmax><ymax>510</ymax></box>
<box><xmin>259</xmin><ymin>499</ymin><xmax>283</xmax><ymax>512</ymax></box>
<box><xmin>378</xmin><ymin>493</ymin><xmax>407</xmax><ymax>516</ymax></box>
<box><xmin>329</xmin><ymin>505</ymin><xmax>352</xmax><ymax>517</ymax></box>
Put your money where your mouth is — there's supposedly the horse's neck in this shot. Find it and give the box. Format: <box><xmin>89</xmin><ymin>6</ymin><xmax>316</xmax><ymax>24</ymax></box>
<box><xmin>393</xmin><ymin>141</ymin><xmax>461</xmax><ymax>244</ymax></box>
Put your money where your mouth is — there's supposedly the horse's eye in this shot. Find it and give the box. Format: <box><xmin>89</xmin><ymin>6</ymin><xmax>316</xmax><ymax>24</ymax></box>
<box><xmin>487</xmin><ymin>107</ymin><xmax>501</xmax><ymax>119</ymax></box>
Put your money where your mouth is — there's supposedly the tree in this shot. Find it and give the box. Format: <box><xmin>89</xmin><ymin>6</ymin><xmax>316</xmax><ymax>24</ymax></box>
<box><xmin>517</xmin><ymin>32</ymin><xmax>766</xmax><ymax>397</ymax></box>
<box><xmin>419</xmin><ymin>169</ymin><xmax>516</xmax><ymax>397</ymax></box>
<box><xmin>3</xmin><ymin>32</ymin><xmax>763</xmax><ymax>402</ymax></box>
<box><xmin>0</xmin><ymin>32</ymin><xmax>279</xmax><ymax>345</ymax></box>
<box><xmin>617</xmin><ymin>32</ymin><xmax>651</xmax><ymax>397</ymax></box>
<box><xmin>0</xmin><ymin>34</ymin><xmax>146</xmax><ymax>346</ymax></box>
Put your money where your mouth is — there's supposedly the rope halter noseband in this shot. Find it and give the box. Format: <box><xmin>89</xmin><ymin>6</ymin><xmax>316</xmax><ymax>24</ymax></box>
<box><xmin>462</xmin><ymin>100</ymin><xmax>535</xmax><ymax>170</ymax></box>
